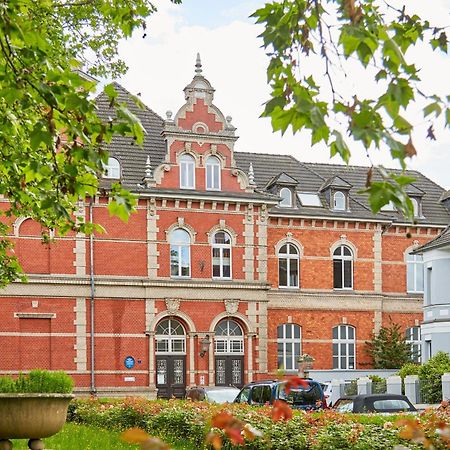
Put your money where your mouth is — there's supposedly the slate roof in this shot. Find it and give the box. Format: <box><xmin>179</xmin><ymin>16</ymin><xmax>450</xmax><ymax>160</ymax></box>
<box><xmin>96</xmin><ymin>84</ymin><xmax>450</xmax><ymax>226</ymax></box>
<box><xmin>414</xmin><ymin>226</ymin><xmax>450</xmax><ymax>252</ymax></box>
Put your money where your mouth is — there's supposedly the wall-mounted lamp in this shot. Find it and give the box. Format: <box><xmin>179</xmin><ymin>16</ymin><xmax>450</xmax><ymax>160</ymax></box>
<box><xmin>199</xmin><ymin>335</ymin><xmax>211</xmax><ymax>358</ymax></box>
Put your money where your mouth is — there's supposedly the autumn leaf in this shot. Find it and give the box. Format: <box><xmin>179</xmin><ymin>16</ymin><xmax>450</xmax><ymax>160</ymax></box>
<box><xmin>243</xmin><ymin>423</ymin><xmax>263</xmax><ymax>441</ymax></box>
<box><xmin>285</xmin><ymin>376</ymin><xmax>310</xmax><ymax>394</ymax></box>
<box><xmin>140</xmin><ymin>438</ymin><xmax>170</xmax><ymax>450</ymax></box>
<box><xmin>206</xmin><ymin>431</ymin><xmax>222</xmax><ymax>450</ymax></box>
<box><xmin>225</xmin><ymin>426</ymin><xmax>245</xmax><ymax>446</ymax></box>
<box><xmin>404</xmin><ymin>137</ymin><xmax>417</xmax><ymax>157</ymax></box>
<box><xmin>121</xmin><ymin>428</ymin><xmax>151</xmax><ymax>443</ymax></box>
<box><xmin>211</xmin><ymin>411</ymin><xmax>234</xmax><ymax>429</ymax></box>
<box><xmin>271</xmin><ymin>400</ymin><xmax>293</xmax><ymax>421</ymax></box>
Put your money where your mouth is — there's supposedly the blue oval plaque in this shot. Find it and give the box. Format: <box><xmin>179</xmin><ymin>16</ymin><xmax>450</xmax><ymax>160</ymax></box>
<box><xmin>124</xmin><ymin>356</ymin><xmax>135</xmax><ymax>369</ymax></box>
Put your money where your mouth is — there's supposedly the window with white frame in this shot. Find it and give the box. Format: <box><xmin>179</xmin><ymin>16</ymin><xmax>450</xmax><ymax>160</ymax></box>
<box><xmin>405</xmin><ymin>326</ymin><xmax>421</xmax><ymax>363</ymax></box>
<box><xmin>170</xmin><ymin>228</ymin><xmax>191</xmax><ymax>277</ymax></box>
<box><xmin>206</xmin><ymin>156</ymin><xmax>221</xmax><ymax>190</ymax></box>
<box><xmin>277</xmin><ymin>323</ymin><xmax>301</xmax><ymax>371</ymax></box>
<box><xmin>278</xmin><ymin>243</ymin><xmax>299</xmax><ymax>288</ymax></box>
<box><xmin>333</xmin><ymin>191</ymin><xmax>346</xmax><ymax>210</ymax></box>
<box><xmin>104</xmin><ymin>157</ymin><xmax>121</xmax><ymax>179</ymax></box>
<box><xmin>179</xmin><ymin>154</ymin><xmax>195</xmax><ymax>189</ymax></box>
<box><xmin>155</xmin><ymin>319</ymin><xmax>186</xmax><ymax>354</ymax></box>
<box><xmin>411</xmin><ymin>198</ymin><xmax>420</xmax><ymax>217</ymax></box>
<box><xmin>212</xmin><ymin>231</ymin><xmax>231</xmax><ymax>279</ymax></box>
<box><xmin>406</xmin><ymin>253</ymin><xmax>423</xmax><ymax>293</ymax></box>
<box><xmin>214</xmin><ymin>319</ymin><xmax>244</xmax><ymax>354</ymax></box>
<box><xmin>332</xmin><ymin>325</ymin><xmax>356</xmax><ymax>369</ymax></box>
<box><xmin>279</xmin><ymin>188</ymin><xmax>292</xmax><ymax>207</ymax></box>
<box><xmin>333</xmin><ymin>245</ymin><xmax>353</xmax><ymax>289</ymax></box>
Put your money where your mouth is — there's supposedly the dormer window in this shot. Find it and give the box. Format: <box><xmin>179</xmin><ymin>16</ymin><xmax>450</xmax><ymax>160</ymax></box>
<box><xmin>279</xmin><ymin>188</ymin><xmax>292</xmax><ymax>207</ymax></box>
<box><xmin>206</xmin><ymin>156</ymin><xmax>221</xmax><ymax>191</ymax></box>
<box><xmin>411</xmin><ymin>198</ymin><xmax>420</xmax><ymax>217</ymax></box>
<box><xmin>180</xmin><ymin>154</ymin><xmax>195</xmax><ymax>189</ymax></box>
<box><xmin>381</xmin><ymin>201</ymin><xmax>396</xmax><ymax>212</ymax></box>
<box><xmin>333</xmin><ymin>191</ymin><xmax>346</xmax><ymax>210</ymax></box>
<box><xmin>104</xmin><ymin>157</ymin><xmax>121</xmax><ymax>179</ymax></box>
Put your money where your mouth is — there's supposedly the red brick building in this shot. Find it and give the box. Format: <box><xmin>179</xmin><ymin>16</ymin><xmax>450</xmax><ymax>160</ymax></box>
<box><xmin>1</xmin><ymin>58</ymin><xmax>449</xmax><ymax>397</ymax></box>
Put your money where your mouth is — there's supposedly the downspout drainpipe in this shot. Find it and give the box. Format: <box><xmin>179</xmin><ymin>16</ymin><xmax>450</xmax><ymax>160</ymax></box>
<box><xmin>89</xmin><ymin>197</ymin><xmax>96</xmax><ymax>395</ymax></box>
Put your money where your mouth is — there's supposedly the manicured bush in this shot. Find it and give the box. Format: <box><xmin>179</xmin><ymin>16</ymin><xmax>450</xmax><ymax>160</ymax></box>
<box><xmin>398</xmin><ymin>352</ymin><xmax>450</xmax><ymax>404</ymax></box>
<box><xmin>418</xmin><ymin>352</ymin><xmax>450</xmax><ymax>403</ymax></box>
<box><xmin>0</xmin><ymin>370</ymin><xmax>74</xmax><ymax>393</ymax></box>
<box><xmin>66</xmin><ymin>398</ymin><xmax>448</xmax><ymax>449</ymax></box>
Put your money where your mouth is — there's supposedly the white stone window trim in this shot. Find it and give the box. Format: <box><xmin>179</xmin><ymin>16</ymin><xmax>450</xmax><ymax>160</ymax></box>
<box><xmin>332</xmin><ymin>324</ymin><xmax>356</xmax><ymax>370</ymax></box>
<box><xmin>277</xmin><ymin>323</ymin><xmax>301</xmax><ymax>371</ymax></box>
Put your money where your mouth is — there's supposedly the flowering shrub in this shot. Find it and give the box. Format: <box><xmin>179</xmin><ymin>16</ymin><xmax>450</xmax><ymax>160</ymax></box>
<box><xmin>68</xmin><ymin>397</ymin><xmax>450</xmax><ymax>449</ymax></box>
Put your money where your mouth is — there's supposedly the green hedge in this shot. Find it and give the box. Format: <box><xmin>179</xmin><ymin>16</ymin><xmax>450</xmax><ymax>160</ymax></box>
<box><xmin>0</xmin><ymin>370</ymin><xmax>74</xmax><ymax>393</ymax></box>
<box><xmin>67</xmin><ymin>398</ymin><xmax>448</xmax><ymax>449</ymax></box>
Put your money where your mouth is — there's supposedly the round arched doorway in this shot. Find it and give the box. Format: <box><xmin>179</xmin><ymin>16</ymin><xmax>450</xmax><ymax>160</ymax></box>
<box><xmin>155</xmin><ymin>318</ymin><xmax>186</xmax><ymax>398</ymax></box>
<box><xmin>214</xmin><ymin>319</ymin><xmax>244</xmax><ymax>387</ymax></box>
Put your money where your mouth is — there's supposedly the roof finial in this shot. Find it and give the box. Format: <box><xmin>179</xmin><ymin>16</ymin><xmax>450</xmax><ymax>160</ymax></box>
<box><xmin>195</xmin><ymin>53</ymin><xmax>202</xmax><ymax>75</ymax></box>
<box><xmin>248</xmin><ymin>163</ymin><xmax>255</xmax><ymax>185</ymax></box>
<box><xmin>142</xmin><ymin>155</ymin><xmax>153</xmax><ymax>187</ymax></box>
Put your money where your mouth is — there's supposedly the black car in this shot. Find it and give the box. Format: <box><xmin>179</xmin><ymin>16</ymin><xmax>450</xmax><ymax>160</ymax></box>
<box><xmin>185</xmin><ymin>386</ymin><xmax>240</xmax><ymax>404</ymax></box>
<box><xmin>234</xmin><ymin>379</ymin><xmax>326</xmax><ymax>410</ymax></box>
<box><xmin>333</xmin><ymin>394</ymin><xmax>417</xmax><ymax>413</ymax></box>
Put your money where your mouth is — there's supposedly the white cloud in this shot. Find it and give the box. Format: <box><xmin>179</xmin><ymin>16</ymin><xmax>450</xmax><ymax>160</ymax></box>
<box><xmin>117</xmin><ymin>0</ymin><xmax>450</xmax><ymax>189</ymax></box>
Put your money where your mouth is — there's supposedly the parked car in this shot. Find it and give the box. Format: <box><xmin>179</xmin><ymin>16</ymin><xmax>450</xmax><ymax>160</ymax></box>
<box><xmin>185</xmin><ymin>386</ymin><xmax>240</xmax><ymax>404</ymax></box>
<box><xmin>234</xmin><ymin>379</ymin><xmax>326</xmax><ymax>410</ymax></box>
<box><xmin>333</xmin><ymin>394</ymin><xmax>417</xmax><ymax>413</ymax></box>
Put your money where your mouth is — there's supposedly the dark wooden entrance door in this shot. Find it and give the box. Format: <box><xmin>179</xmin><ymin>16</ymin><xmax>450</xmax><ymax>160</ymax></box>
<box><xmin>156</xmin><ymin>355</ymin><xmax>186</xmax><ymax>398</ymax></box>
<box><xmin>215</xmin><ymin>355</ymin><xmax>244</xmax><ymax>388</ymax></box>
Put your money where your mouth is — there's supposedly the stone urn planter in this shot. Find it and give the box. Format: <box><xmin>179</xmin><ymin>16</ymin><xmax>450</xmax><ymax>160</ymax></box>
<box><xmin>0</xmin><ymin>393</ymin><xmax>74</xmax><ymax>449</ymax></box>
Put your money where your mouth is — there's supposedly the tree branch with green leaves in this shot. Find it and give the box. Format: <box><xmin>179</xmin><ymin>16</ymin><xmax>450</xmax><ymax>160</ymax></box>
<box><xmin>252</xmin><ymin>0</ymin><xmax>449</xmax><ymax>219</ymax></box>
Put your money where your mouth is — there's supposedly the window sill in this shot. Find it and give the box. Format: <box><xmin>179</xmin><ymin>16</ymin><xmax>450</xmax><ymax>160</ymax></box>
<box><xmin>333</xmin><ymin>287</ymin><xmax>354</xmax><ymax>291</ymax></box>
<box><xmin>278</xmin><ymin>286</ymin><xmax>300</xmax><ymax>289</ymax></box>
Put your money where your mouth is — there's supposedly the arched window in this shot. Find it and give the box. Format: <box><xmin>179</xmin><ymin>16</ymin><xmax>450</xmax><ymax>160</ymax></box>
<box><xmin>104</xmin><ymin>157</ymin><xmax>121</xmax><ymax>179</ymax></box>
<box><xmin>333</xmin><ymin>245</ymin><xmax>353</xmax><ymax>289</ymax></box>
<box><xmin>333</xmin><ymin>191</ymin><xmax>346</xmax><ymax>210</ymax></box>
<box><xmin>180</xmin><ymin>154</ymin><xmax>195</xmax><ymax>189</ymax></box>
<box><xmin>279</xmin><ymin>188</ymin><xmax>292</xmax><ymax>207</ymax></box>
<box><xmin>214</xmin><ymin>319</ymin><xmax>244</xmax><ymax>354</ymax></box>
<box><xmin>278</xmin><ymin>243</ymin><xmax>299</xmax><ymax>288</ymax></box>
<box><xmin>206</xmin><ymin>156</ymin><xmax>221</xmax><ymax>191</ymax></box>
<box><xmin>405</xmin><ymin>326</ymin><xmax>421</xmax><ymax>363</ymax></box>
<box><xmin>155</xmin><ymin>318</ymin><xmax>186</xmax><ymax>354</ymax></box>
<box><xmin>170</xmin><ymin>229</ymin><xmax>191</xmax><ymax>277</ymax></box>
<box><xmin>411</xmin><ymin>198</ymin><xmax>420</xmax><ymax>217</ymax></box>
<box><xmin>212</xmin><ymin>231</ymin><xmax>231</xmax><ymax>279</ymax></box>
<box><xmin>406</xmin><ymin>253</ymin><xmax>423</xmax><ymax>293</ymax></box>
<box><xmin>277</xmin><ymin>323</ymin><xmax>301</xmax><ymax>371</ymax></box>
<box><xmin>332</xmin><ymin>325</ymin><xmax>355</xmax><ymax>369</ymax></box>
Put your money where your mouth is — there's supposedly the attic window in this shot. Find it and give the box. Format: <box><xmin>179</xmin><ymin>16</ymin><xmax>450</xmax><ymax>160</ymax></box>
<box><xmin>381</xmin><ymin>201</ymin><xmax>396</xmax><ymax>212</ymax></box>
<box><xmin>411</xmin><ymin>198</ymin><xmax>420</xmax><ymax>217</ymax></box>
<box><xmin>333</xmin><ymin>191</ymin><xmax>346</xmax><ymax>211</ymax></box>
<box><xmin>298</xmin><ymin>192</ymin><xmax>322</xmax><ymax>207</ymax></box>
<box><xmin>104</xmin><ymin>157</ymin><xmax>121</xmax><ymax>179</ymax></box>
<box><xmin>279</xmin><ymin>188</ymin><xmax>292</xmax><ymax>207</ymax></box>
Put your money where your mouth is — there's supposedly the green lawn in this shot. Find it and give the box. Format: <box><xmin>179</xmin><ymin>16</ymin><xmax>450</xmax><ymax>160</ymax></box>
<box><xmin>11</xmin><ymin>423</ymin><xmax>197</xmax><ymax>450</ymax></box>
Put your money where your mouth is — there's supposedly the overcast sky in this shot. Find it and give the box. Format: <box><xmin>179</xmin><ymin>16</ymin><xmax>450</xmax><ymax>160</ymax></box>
<box><xmin>117</xmin><ymin>0</ymin><xmax>450</xmax><ymax>189</ymax></box>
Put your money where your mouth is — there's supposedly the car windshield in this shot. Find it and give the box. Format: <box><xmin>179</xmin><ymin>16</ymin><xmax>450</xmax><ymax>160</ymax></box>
<box><xmin>278</xmin><ymin>382</ymin><xmax>322</xmax><ymax>406</ymax></box>
<box><xmin>206</xmin><ymin>389</ymin><xmax>239</xmax><ymax>404</ymax></box>
<box><xmin>372</xmin><ymin>399</ymin><xmax>412</xmax><ymax>411</ymax></box>
<box><xmin>334</xmin><ymin>399</ymin><xmax>354</xmax><ymax>413</ymax></box>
